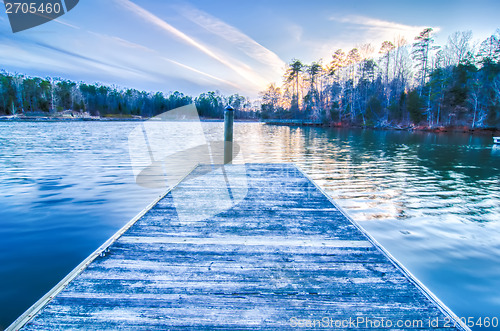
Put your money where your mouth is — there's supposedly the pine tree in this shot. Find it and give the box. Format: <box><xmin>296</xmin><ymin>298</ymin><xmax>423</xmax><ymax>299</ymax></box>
<box><xmin>412</xmin><ymin>28</ymin><xmax>439</xmax><ymax>94</ymax></box>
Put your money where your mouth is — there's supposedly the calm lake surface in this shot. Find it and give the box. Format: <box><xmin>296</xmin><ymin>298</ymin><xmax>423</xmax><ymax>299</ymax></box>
<box><xmin>0</xmin><ymin>121</ymin><xmax>499</xmax><ymax>329</ymax></box>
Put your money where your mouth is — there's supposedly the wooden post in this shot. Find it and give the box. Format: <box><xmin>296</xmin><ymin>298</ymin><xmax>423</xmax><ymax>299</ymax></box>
<box><xmin>224</xmin><ymin>105</ymin><xmax>234</xmax><ymax>164</ymax></box>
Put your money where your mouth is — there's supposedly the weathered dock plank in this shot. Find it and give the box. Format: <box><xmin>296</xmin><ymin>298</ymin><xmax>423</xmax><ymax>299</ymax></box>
<box><xmin>9</xmin><ymin>163</ymin><xmax>468</xmax><ymax>330</ymax></box>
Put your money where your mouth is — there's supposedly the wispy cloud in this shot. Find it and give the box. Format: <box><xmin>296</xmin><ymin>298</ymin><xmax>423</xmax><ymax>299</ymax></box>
<box><xmin>286</xmin><ymin>23</ymin><xmax>303</xmax><ymax>43</ymax></box>
<box><xmin>113</xmin><ymin>0</ymin><xmax>269</xmax><ymax>90</ymax></box>
<box><xmin>89</xmin><ymin>31</ymin><xmax>157</xmax><ymax>53</ymax></box>
<box><xmin>34</xmin><ymin>41</ymin><xmax>157</xmax><ymax>80</ymax></box>
<box><xmin>329</xmin><ymin>15</ymin><xmax>440</xmax><ymax>46</ymax></box>
<box><xmin>176</xmin><ymin>5</ymin><xmax>285</xmax><ymax>71</ymax></box>
<box><xmin>89</xmin><ymin>30</ymin><xmax>237</xmax><ymax>88</ymax></box>
<box><xmin>53</xmin><ymin>18</ymin><xmax>80</xmax><ymax>30</ymax></box>
<box><xmin>331</xmin><ymin>15</ymin><xmax>430</xmax><ymax>33</ymax></box>
<box><xmin>162</xmin><ymin>57</ymin><xmax>239</xmax><ymax>88</ymax></box>
<box><xmin>115</xmin><ymin>0</ymin><xmax>218</xmax><ymax>60</ymax></box>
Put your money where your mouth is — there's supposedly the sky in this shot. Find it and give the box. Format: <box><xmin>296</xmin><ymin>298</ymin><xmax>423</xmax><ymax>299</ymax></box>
<box><xmin>0</xmin><ymin>0</ymin><xmax>499</xmax><ymax>98</ymax></box>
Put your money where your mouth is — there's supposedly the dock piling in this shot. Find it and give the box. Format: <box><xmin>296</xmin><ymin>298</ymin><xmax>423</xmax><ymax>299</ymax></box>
<box><xmin>224</xmin><ymin>105</ymin><xmax>234</xmax><ymax>164</ymax></box>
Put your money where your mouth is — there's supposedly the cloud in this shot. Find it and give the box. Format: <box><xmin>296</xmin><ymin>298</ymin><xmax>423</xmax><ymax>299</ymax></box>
<box><xmin>113</xmin><ymin>0</ymin><xmax>269</xmax><ymax>91</ymax></box>
<box><xmin>332</xmin><ymin>15</ymin><xmax>424</xmax><ymax>32</ymax></box>
<box><xmin>34</xmin><ymin>41</ymin><xmax>157</xmax><ymax>80</ymax></box>
<box><xmin>52</xmin><ymin>18</ymin><xmax>80</xmax><ymax>30</ymax></box>
<box><xmin>330</xmin><ymin>15</ymin><xmax>439</xmax><ymax>43</ymax></box>
<box><xmin>88</xmin><ymin>31</ymin><xmax>238</xmax><ymax>88</ymax></box>
<box><xmin>287</xmin><ymin>23</ymin><xmax>303</xmax><ymax>42</ymax></box>
<box><xmin>88</xmin><ymin>31</ymin><xmax>157</xmax><ymax>53</ymax></box>
<box><xmin>114</xmin><ymin>0</ymin><xmax>218</xmax><ymax>60</ymax></box>
<box><xmin>162</xmin><ymin>57</ymin><xmax>239</xmax><ymax>89</ymax></box>
<box><xmin>176</xmin><ymin>5</ymin><xmax>285</xmax><ymax>71</ymax></box>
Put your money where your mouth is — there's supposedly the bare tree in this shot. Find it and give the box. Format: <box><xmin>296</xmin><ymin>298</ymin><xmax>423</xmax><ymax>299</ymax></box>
<box><xmin>380</xmin><ymin>41</ymin><xmax>396</xmax><ymax>84</ymax></box>
<box><xmin>358</xmin><ymin>43</ymin><xmax>375</xmax><ymax>60</ymax></box>
<box><xmin>444</xmin><ymin>31</ymin><xmax>474</xmax><ymax>65</ymax></box>
<box><xmin>346</xmin><ymin>48</ymin><xmax>361</xmax><ymax>121</ymax></box>
<box><xmin>260</xmin><ymin>83</ymin><xmax>282</xmax><ymax>115</ymax></box>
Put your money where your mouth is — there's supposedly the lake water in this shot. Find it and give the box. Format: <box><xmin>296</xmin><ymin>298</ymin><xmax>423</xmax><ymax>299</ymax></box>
<box><xmin>0</xmin><ymin>121</ymin><xmax>499</xmax><ymax>330</ymax></box>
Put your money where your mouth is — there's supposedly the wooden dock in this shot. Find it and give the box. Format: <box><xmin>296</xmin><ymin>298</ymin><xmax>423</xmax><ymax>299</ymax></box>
<box><xmin>9</xmin><ymin>164</ymin><xmax>468</xmax><ymax>330</ymax></box>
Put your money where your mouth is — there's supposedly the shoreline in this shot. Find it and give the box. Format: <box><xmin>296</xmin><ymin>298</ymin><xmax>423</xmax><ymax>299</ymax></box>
<box><xmin>262</xmin><ymin>119</ymin><xmax>500</xmax><ymax>136</ymax></box>
<box><xmin>0</xmin><ymin>115</ymin><xmax>261</xmax><ymax>123</ymax></box>
<box><xmin>1</xmin><ymin>116</ymin><xmax>498</xmax><ymax>136</ymax></box>
<box><xmin>0</xmin><ymin>116</ymin><xmax>143</xmax><ymax>122</ymax></box>
<box><xmin>0</xmin><ymin>116</ymin><xmax>259</xmax><ymax>123</ymax></box>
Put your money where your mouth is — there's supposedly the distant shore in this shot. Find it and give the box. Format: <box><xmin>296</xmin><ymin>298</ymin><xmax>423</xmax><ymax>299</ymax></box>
<box><xmin>0</xmin><ymin>115</ymin><xmax>259</xmax><ymax>123</ymax></box>
<box><xmin>262</xmin><ymin>119</ymin><xmax>500</xmax><ymax>135</ymax></box>
<box><xmin>0</xmin><ymin>116</ymin><xmax>142</xmax><ymax>122</ymax></box>
<box><xmin>2</xmin><ymin>115</ymin><xmax>498</xmax><ymax>136</ymax></box>
<box><xmin>0</xmin><ymin>114</ymin><xmax>144</xmax><ymax>122</ymax></box>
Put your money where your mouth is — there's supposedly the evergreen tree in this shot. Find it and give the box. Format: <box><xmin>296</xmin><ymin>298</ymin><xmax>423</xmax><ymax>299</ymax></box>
<box><xmin>412</xmin><ymin>28</ymin><xmax>439</xmax><ymax>94</ymax></box>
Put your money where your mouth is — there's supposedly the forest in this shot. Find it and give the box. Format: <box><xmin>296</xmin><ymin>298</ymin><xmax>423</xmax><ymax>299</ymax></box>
<box><xmin>261</xmin><ymin>28</ymin><xmax>500</xmax><ymax>129</ymax></box>
<box><xmin>1</xmin><ymin>28</ymin><xmax>500</xmax><ymax>129</ymax></box>
<box><xmin>0</xmin><ymin>73</ymin><xmax>256</xmax><ymax>119</ymax></box>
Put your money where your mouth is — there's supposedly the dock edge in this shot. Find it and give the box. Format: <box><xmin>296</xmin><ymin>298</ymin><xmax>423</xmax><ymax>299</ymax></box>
<box><xmin>294</xmin><ymin>164</ymin><xmax>470</xmax><ymax>331</ymax></box>
<box><xmin>6</xmin><ymin>165</ymin><xmax>199</xmax><ymax>331</ymax></box>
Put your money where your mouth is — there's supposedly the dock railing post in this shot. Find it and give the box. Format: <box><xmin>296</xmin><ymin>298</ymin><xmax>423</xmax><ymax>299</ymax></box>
<box><xmin>224</xmin><ymin>105</ymin><xmax>234</xmax><ymax>164</ymax></box>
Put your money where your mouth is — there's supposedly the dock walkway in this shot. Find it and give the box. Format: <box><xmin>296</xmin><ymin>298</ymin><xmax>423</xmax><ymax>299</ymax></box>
<box><xmin>10</xmin><ymin>163</ymin><xmax>467</xmax><ymax>330</ymax></box>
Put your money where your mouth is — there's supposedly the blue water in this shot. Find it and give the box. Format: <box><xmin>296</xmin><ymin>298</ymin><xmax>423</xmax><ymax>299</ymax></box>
<box><xmin>1</xmin><ymin>122</ymin><xmax>500</xmax><ymax>330</ymax></box>
<box><xmin>0</xmin><ymin>122</ymin><xmax>164</xmax><ymax>330</ymax></box>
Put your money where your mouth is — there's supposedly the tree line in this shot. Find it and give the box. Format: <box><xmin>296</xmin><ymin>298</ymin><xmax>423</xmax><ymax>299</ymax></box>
<box><xmin>0</xmin><ymin>72</ymin><xmax>256</xmax><ymax>119</ymax></box>
<box><xmin>260</xmin><ymin>29</ymin><xmax>500</xmax><ymax>129</ymax></box>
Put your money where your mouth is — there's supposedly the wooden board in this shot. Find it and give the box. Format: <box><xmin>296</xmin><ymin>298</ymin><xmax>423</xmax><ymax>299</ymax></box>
<box><xmin>10</xmin><ymin>163</ymin><xmax>468</xmax><ymax>330</ymax></box>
